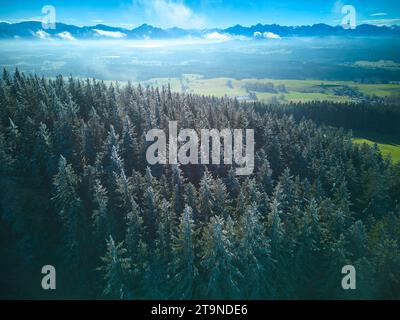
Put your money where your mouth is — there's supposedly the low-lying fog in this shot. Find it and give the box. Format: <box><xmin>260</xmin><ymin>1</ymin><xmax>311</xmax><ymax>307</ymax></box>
<box><xmin>0</xmin><ymin>37</ymin><xmax>399</xmax><ymax>82</ymax></box>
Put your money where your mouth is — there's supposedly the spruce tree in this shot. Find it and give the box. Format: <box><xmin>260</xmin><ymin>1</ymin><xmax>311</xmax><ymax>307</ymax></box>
<box><xmin>200</xmin><ymin>216</ymin><xmax>242</xmax><ymax>299</ymax></box>
<box><xmin>198</xmin><ymin>168</ymin><xmax>214</xmax><ymax>221</ymax></box>
<box><xmin>92</xmin><ymin>179</ymin><xmax>112</xmax><ymax>246</ymax></box>
<box><xmin>121</xmin><ymin>116</ymin><xmax>138</xmax><ymax>173</ymax></box>
<box><xmin>52</xmin><ymin>156</ymin><xmax>88</xmax><ymax>269</ymax></box>
<box><xmin>98</xmin><ymin>236</ymin><xmax>131</xmax><ymax>299</ymax></box>
<box><xmin>170</xmin><ymin>206</ymin><xmax>198</xmax><ymax>299</ymax></box>
<box><xmin>172</xmin><ymin>165</ymin><xmax>186</xmax><ymax>215</ymax></box>
<box><xmin>237</xmin><ymin>203</ymin><xmax>272</xmax><ymax>298</ymax></box>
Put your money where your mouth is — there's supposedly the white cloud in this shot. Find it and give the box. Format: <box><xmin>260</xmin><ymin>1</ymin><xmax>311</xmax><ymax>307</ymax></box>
<box><xmin>254</xmin><ymin>31</ymin><xmax>280</xmax><ymax>39</ymax></box>
<box><xmin>253</xmin><ymin>31</ymin><xmax>263</xmax><ymax>38</ymax></box>
<box><xmin>263</xmin><ymin>32</ymin><xmax>280</xmax><ymax>39</ymax></box>
<box><xmin>27</xmin><ymin>17</ymin><xmax>42</xmax><ymax>22</ymax></box>
<box><xmin>134</xmin><ymin>0</ymin><xmax>205</xmax><ymax>28</ymax></box>
<box><xmin>362</xmin><ymin>18</ymin><xmax>400</xmax><ymax>26</ymax></box>
<box><xmin>34</xmin><ymin>30</ymin><xmax>51</xmax><ymax>39</ymax></box>
<box><xmin>371</xmin><ymin>13</ymin><xmax>387</xmax><ymax>17</ymax></box>
<box><xmin>93</xmin><ymin>29</ymin><xmax>127</xmax><ymax>38</ymax></box>
<box><xmin>204</xmin><ymin>32</ymin><xmax>231</xmax><ymax>40</ymax></box>
<box><xmin>57</xmin><ymin>31</ymin><xmax>76</xmax><ymax>40</ymax></box>
<box><xmin>92</xmin><ymin>19</ymin><xmax>105</xmax><ymax>23</ymax></box>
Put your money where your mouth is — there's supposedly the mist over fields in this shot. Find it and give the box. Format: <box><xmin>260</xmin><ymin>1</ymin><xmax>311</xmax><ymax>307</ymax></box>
<box><xmin>0</xmin><ymin>37</ymin><xmax>399</xmax><ymax>82</ymax></box>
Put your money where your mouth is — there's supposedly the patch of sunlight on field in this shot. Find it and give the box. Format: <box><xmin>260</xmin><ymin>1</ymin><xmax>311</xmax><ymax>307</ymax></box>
<box><xmin>257</xmin><ymin>91</ymin><xmax>351</xmax><ymax>103</ymax></box>
<box><xmin>128</xmin><ymin>75</ymin><xmax>400</xmax><ymax>103</ymax></box>
<box><xmin>186</xmin><ymin>77</ymin><xmax>247</xmax><ymax>97</ymax></box>
<box><xmin>356</xmin><ymin>84</ymin><xmax>400</xmax><ymax>97</ymax></box>
<box><xmin>353</xmin><ymin>138</ymin><xmax>400</xmax><ymax>164</ymax></box>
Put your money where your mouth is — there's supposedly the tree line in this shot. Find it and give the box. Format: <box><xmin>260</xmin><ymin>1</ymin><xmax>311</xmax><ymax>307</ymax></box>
<box><xmin>258</xmin><ymin>100</ymin><xmax>400</xmax><ymax>136</ymax></box>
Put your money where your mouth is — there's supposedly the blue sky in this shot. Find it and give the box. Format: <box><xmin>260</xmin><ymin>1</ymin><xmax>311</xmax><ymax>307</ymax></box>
<box><xmin>1</xmin><ymin>0</ymin><xmax>400</xmax><ymax>28</ymax></box>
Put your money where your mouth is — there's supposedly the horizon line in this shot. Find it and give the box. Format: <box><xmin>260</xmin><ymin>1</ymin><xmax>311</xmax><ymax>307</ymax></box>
<box><xmin>1</xmin><ymin>20</ymin><xmax>399</xmax><ymax>30</ymax></box>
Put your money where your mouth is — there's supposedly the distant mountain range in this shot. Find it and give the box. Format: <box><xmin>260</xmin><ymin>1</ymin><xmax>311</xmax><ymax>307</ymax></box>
<box><xmin>0</xmin><ymin>21</ymin><xmax>399</xmax><ymax>40</ymax></box>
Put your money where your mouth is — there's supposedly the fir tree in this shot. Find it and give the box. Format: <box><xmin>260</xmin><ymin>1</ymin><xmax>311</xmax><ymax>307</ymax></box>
<box><xmin>170</xmin><ymin>206</ymin><xmax>198</xmax><ymax>299</ymax></box>
<box><xmin>237</xmin><ymin>203</ymin><xmax>272</xmax><ymax>298</ymax></box>
<box><xmin>200</xmin><ymin>216</ymin><xmax>242</xmax><ymax>299</ymax></box>
<box><xmin>52</xmin><ymin>156</ymin><xmax>88</xmax><ymax>269</ymax></box>
<box><xmin>98</xmin><ymin>236</ymin><xmax>131</xmax><ymax>299</ymax></box>
<box><xmin>92</xmin><ymin>179</ymin><xmax>112</xmax><ymax>246</ymax></box>
<box><xmin>198</xmin><ymin>168</ymin><xmax>214</xmax><ymax>221</ymax></box>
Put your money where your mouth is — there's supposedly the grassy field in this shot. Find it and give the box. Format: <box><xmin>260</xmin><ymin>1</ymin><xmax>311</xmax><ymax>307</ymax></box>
<box><xmin>353</xmin><ymin>132</ymin><xmax>400</xmax><ymax>164</ymax></box>
<box><xmin>133</xmin><ymin>74</ymin><xmax>400</xmax><ymax>103</ymax></box>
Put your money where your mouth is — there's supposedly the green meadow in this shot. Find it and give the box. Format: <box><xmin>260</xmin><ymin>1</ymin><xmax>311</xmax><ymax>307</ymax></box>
<box><xmin>134</xmin><ymin>74</ymin><xmax>400</xmax><ymax>103</ymax></box>
<box><xmin>353</xmin><ymin>132</ymin><xmax>400</xmax><ymax>164</ymax></box>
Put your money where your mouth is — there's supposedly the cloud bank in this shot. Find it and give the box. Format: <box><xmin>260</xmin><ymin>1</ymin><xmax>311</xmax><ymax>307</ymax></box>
<box><xmin>34</xmin><ymin>30</ymin><xmax>51</xmax><ymax>39</ymax></box>
<box><xmin>254</xmin><ymin>31</ymin><xmax>280</xmax><ymax>39</ymax></box>
<box><xmin>204</xmin><ymin>32</ymin><xmax>231</xmax><ymax>40</ymax></box>
<box><xmin>93</xmin><ymin>29</ymin><xmax>127</xmax><ymax>38</ymax></box>
<box><xmin>362</xmin><ymin>18</ymin><xmax>400</xmax><ymax>26</ymax></box>
<box><xmin>57</xmin><ymin>31</ymin><xmax>76</xmax><ymax>40</ymax></box>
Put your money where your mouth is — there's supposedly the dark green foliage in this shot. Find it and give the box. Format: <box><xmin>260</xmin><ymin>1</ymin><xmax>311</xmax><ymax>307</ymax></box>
<box><xmin>169</xmin><ymin>206</ymin><xmax>198</xmax><ymax>299</ymax></box>
<box><xmin>0</xmin><ymin>69</ymin><xmax>399</xmax><ymax>299</ymax></box>
<box><xmin>200</xmin><ymin>216</ymin><xmax>243</xmax><ymax>299</ymax></box>
<box><xmin>97</xmin><ymin>236</ymin><xmax>131</xmax><ymax>299</ymax></box>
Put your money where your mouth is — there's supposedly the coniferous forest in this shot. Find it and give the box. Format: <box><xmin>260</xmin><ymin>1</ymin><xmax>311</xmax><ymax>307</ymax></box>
<box><xmin>1</xmin><ymin>69</ymin><xmax>400</xmax><ymax>300</ymax></box>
